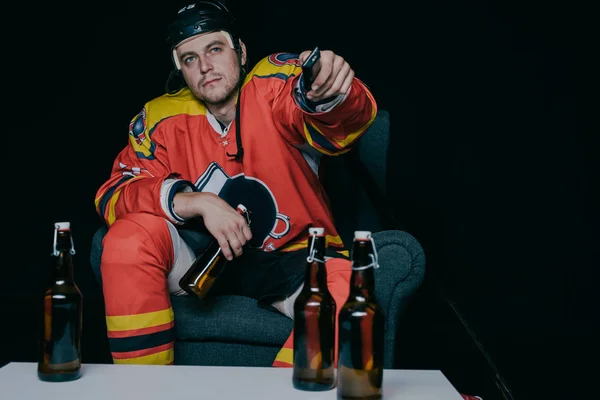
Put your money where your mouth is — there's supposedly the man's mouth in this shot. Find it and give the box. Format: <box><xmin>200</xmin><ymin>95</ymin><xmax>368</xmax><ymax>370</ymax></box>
<box><xmin>202</xmin><ymin>78</ymin><xmax>221</xmax><ymax>87</ymax></box>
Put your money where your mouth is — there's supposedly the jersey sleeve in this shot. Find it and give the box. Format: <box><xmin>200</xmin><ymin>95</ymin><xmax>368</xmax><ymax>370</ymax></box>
<box><xmin>94</xmin><ymin>105</ymin><xmax>196</xmax><ymax>227</ymax></box>
<box><xmin>247</xmin><ymin>53</ymin><xmax>378</xmax><ymax>155</ymax></box>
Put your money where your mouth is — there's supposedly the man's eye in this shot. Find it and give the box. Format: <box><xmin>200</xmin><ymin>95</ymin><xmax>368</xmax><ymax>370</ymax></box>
<box><xmin>210</xmin><ymin>47</ymin><xmax>222</xmax><ymax>53</ymax></box>
<box><xmin>184</xmin><ymin>56</ymin><xmax>196</xmax><ymax>64</ymax></box>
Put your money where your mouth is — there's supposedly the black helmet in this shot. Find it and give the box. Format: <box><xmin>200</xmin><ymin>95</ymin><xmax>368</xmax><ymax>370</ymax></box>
<box><xmin>166</xmin><ymin>1</ymin><xmax>240</xmax><ymax>68</ymax></box>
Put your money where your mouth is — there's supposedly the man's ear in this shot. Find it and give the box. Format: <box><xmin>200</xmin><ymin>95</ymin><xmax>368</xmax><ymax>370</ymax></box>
<box><xmin>239</xmin><ymin>40</ymin><xmax>247</xmax><ymax>66</ymax></box>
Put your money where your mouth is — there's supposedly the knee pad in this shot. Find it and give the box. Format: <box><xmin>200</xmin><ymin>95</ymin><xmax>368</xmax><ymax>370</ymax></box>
<box><xmin>102</xmin><ymin>213</ymin><xmax>174</xmax><ymax>272</ymax></box>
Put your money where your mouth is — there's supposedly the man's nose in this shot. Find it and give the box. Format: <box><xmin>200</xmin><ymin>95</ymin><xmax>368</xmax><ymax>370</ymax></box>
<box><xmin>198</xmin><ymin>56</ymin><xmax>213</xmax><ymax>73</ymax></box>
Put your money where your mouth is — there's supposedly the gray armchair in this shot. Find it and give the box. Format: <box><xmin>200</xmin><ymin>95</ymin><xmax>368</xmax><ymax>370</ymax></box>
<box><xmin>90</xmin><ymin>109</ymin><xmax>426</xmax><ymax>368</ymax></box>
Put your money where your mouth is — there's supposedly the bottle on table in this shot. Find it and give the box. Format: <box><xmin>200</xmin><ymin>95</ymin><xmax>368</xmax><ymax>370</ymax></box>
<box><xmin>337</xmin><ymin>230</ymin><xmax>385</xmax><ymax>399</ymax></box>
<box><xmin>292</xmin><ymin>227</ymin><xmax>336</xmax><ymax>391</ymax></box>
<box><xmin>179</xmin><ymin>204</ymin><xmax>250</xmax><ymax>299</ymax></box>
<box><xmin>38</xmin><ymin>221</ymin><xmax>83</xmax><ymax>382</ymax></box>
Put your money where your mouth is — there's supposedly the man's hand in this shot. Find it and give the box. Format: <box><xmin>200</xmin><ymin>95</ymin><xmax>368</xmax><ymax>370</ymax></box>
<box><xmin>298</xmin><ymin>49</ymin><xmax>355</xmax><ymax>102</ymax></box>
<box><xmin>173</xmin><ymin>192</ymin><xmax>252</xmax><ymax>260</ymax></box>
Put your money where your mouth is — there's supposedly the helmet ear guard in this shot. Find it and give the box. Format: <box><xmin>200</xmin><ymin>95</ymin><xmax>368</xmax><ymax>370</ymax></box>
<box><xmin>166</xmin><ymin>1</ymin><xmax>241</xmax><ymax>70</ymax></box>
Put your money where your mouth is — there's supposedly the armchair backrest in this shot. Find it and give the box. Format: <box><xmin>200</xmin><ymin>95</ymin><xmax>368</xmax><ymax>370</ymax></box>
<box><xmin>319</xmin><ymin>110</ymin><xmax>390</xmax><ymax>248</ymax></box>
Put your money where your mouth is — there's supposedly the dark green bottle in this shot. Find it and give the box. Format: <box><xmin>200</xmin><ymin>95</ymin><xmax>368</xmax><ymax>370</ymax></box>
<box><xmin>337</xmin><ymin>231</ymin><xmax>385</xmax><ymax>399</ymax></box>
<box><xmin>38</xmin><ymin>222</ymin><xmax>83</xmax><ymax>382</ymax></box>
<box><xmin>292</xmin><ymin>227</ymin><xmax>336</xmax><ymax>391</ymax></box>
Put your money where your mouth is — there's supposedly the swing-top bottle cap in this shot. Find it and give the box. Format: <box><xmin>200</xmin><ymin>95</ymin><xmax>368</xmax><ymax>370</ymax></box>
<box><xmin>308</xmin><ymin>227</ymin><xmax>325</xmax><ymax>236</ymax></box>
<box><xmin>55</xmin><ymin>222</ymin><xmax>71</xmax><ymax>230</ymax></box>
<box><xmin>354</xmin><ymin>230</ymin><xmax>371</xmax><ymax>240</ymax></box>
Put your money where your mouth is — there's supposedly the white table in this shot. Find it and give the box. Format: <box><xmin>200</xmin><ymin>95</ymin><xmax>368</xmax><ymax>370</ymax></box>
<box><xmin>0</xmin><ymin>362</ymin><xmax>464</xmax><ymax>400</ymax></box>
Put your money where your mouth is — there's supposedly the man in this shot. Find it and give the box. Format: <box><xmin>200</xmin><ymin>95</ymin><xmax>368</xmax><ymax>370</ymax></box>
<box><xmin>94</xmin><ymin>0</ymin><xmax>377</xmax><ymax>366</ymax></box>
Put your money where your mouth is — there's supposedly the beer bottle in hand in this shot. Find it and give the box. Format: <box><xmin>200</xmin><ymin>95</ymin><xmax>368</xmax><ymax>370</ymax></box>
<box><xmin>292</xmin><ymin>227</ymin><xmax>336</xmax><ymax>391</ymax></box>
<box><xmin>337</xmin><ymin>231</ymin><xmax>385</xmax><ymax>400</ymax></box>
<box><xmin>179</xmin><ymin>204</ymin><xmax>250</xmax><ymax>299</ymax></box>
<box><xmin>38</xmin><ymin>222</ymin><xmax>83</xmax><ymax>382</ymax></box>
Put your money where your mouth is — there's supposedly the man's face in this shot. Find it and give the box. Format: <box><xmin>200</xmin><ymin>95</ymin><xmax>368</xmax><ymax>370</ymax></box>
<box><xmin>175</xmin><ymin>31</ymin><xmax>246</xmax><ymax>106</ymax></box>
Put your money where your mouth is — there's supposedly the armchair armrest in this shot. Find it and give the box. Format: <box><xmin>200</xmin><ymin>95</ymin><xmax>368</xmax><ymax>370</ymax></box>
<box><xmin>372</xmin><ymin>229</ymin><xmax>426</xmax><ymax>368</ymax></box>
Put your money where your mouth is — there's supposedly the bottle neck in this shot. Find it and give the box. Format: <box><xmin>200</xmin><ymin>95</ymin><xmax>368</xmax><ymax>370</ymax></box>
<box><xmin>349</xmin><ymin>267</ymin><xmax>375</xmax><ymax>298</ymax></box>
<box><xmin>54</xmin><ymin>231</ymin><xmax>74</xmax><ymax>281</ymax></box>
<box><xmin>54</xmin><ymin>252</ymin><xmax>74</xmax><ymax>280</ymax></box>
<box><xmin>304</xmin><ymin>235</ymin><xmax>327</xmax><ymax>291</ymax></box>
<box><xmin>349</xmin><ymin>239</ymin><xmax>376</xmax><ymax>299</ymax></box>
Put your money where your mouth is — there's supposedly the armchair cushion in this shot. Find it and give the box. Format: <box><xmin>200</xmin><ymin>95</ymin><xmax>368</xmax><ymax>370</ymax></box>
<box><xmin>174</xmin><ymin>342</ymin><xmax>281</xmax><ymax>367</ymax></box>
<box><xmin>172</xmin><ymin>295</ymin><xmax>292</xmax><ymax>346</ymax></box>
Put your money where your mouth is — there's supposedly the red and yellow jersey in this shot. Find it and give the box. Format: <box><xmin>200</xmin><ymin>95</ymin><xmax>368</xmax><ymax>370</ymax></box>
<box><xmin>94</xmin><ymin>53</ymin><xmax>377</xmax><ymax>252</ymax></box>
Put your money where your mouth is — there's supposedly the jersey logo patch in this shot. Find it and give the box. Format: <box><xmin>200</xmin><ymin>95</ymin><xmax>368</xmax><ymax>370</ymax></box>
<box><xmin>128</xmin><ymin>107</ymin><xmax>156</xmax><ymax>160</ymax></box>
<box><xmin>195</xmin><ymin>162</ymin><xmax>291</xmax><ymax>251</ymax></box>
<box><xmin>267</xmin><ymin>53</ymin><xmax>301</xmax><ymax>67</ymax></box>
<box><xmin>129</xmin><ymin>108</ymin><xmax>147</xmax><ymax>145</ymax></box>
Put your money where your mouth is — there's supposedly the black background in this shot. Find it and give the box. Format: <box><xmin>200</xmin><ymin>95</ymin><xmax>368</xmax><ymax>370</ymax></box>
<box><xmin>1</xmin><ymin>1</ymin><xmax>595</xmax><ymax>399</ymax></box>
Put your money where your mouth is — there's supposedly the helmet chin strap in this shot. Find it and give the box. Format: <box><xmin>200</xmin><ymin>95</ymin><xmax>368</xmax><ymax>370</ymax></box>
<box><xmin>165</xmin><ymin>68</ymin><xmax>184</xmax><ymax>94</ymax></box>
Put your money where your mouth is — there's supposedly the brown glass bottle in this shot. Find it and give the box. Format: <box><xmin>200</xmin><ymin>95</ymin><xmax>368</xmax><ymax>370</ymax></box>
<box><xmin>38</xmin><ymin>222</ymin><xmax>83</xmax><ymax>382</ymax></box>
<box><xmin>337</xmin><ymin>231</ymin><xmax>385</xmax><ymax>400</ymax></box>
<box><xmin>292</xmin><ymin>227</ymin><xmax>336</xmax><ymax>391</ymax></box>
<box><xmin>179</xmin><ymin>204</ymin><xmax>250</xmax><ymax>299</ymax></box>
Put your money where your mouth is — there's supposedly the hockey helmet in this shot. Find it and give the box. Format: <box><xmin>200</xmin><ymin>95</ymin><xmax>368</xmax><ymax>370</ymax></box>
<box><xmin>166</xmin><ymin>1</ymin><xmax>241</xmax><ymax>69</ymax></box>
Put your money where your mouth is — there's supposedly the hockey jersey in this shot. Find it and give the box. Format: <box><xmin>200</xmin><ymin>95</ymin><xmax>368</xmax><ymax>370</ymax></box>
<box><xmin>94</xmin><ymin>52</ymin><xmax>377</xmax><ymax>253</ymax></box>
